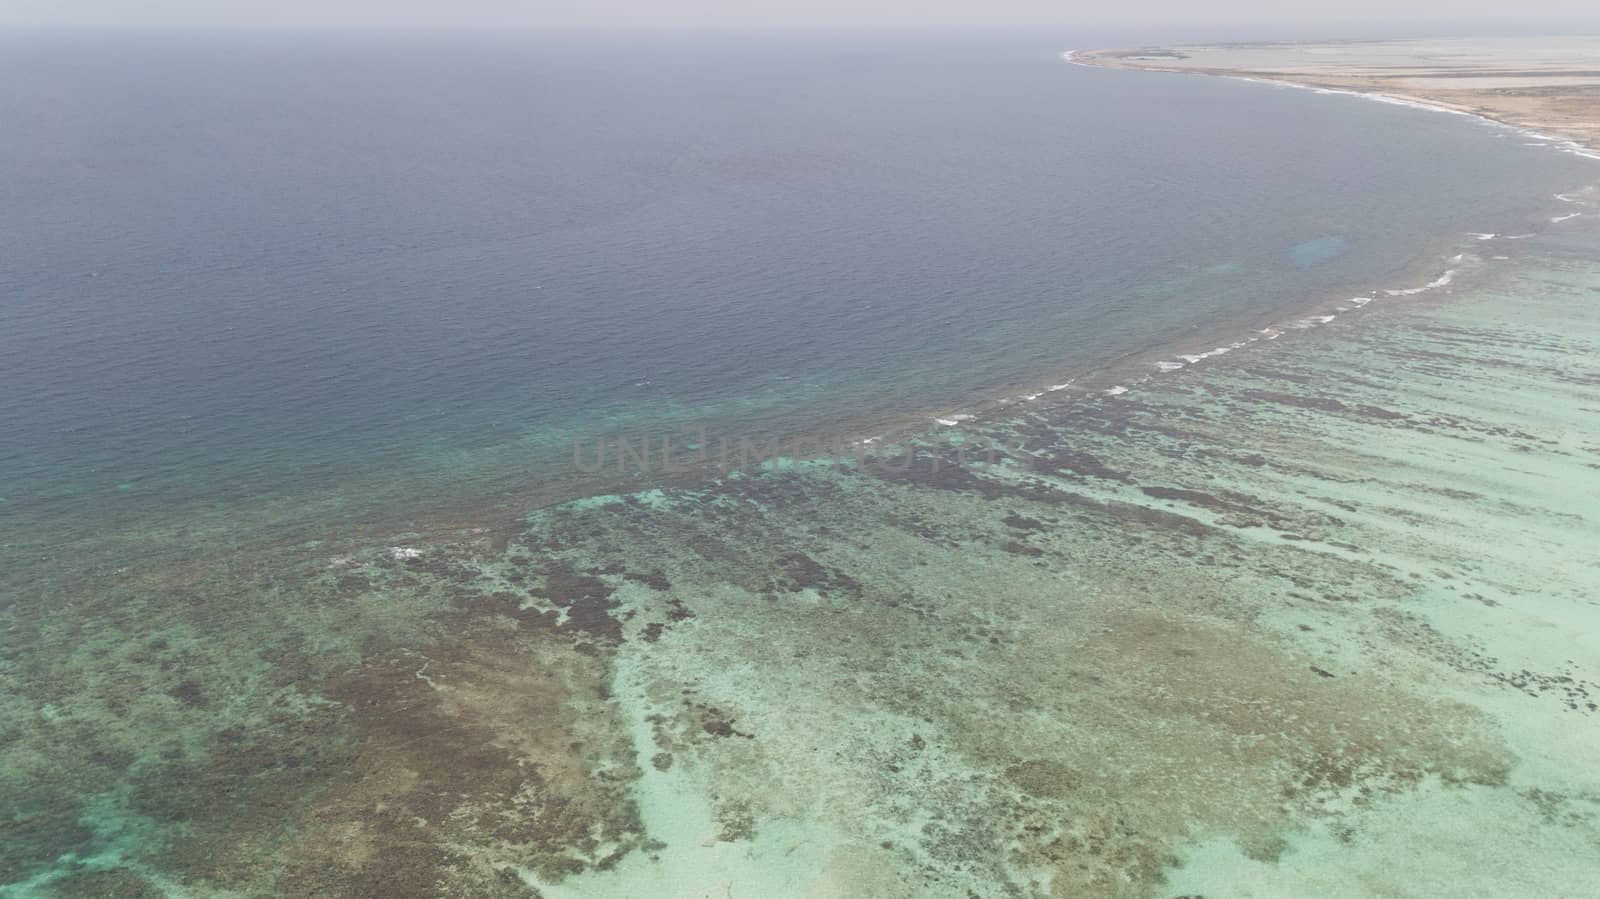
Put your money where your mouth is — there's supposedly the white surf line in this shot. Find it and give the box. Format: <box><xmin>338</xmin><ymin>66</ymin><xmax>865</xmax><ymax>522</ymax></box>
<box><xmin>909</xmin><ymin>370</ymin><xmax>1082</xmax><ymax>434</ymax></box>
<box><xmin>1382</xmin><ymin>253</ymin><xmax>1481</xmax><ymax>297</ymax></box>
<box><xmin>1287</xmin><ymin>314</ymin><xmax>1337</xmax><ymax>329</ymax></box>
<box><xmin>1240</xmin><ymin>76</ymin><xmax>1474</xmax><ymax>117</ymax></box>
<box><xmin>1145</xmin><ymin>280</ymin><xmax>1423</xmax><ymax>376</ymax></box>
<box><xmin>1070</xmin><ymin>50</ymin><xmax>1600</xmax><ymax>246</ymax></box>
<box><xmin>1146</xmin><ymin>250</ymin><xmax>1474</xmax><ymax>379</ymax></box>
<box><xmin>1066</xmin><ymin>55</ymin><xmax>1596</xmax><ymax>399</ymax></box>
<box><xmin>1261</xmin><ymin>79</ymin><xmax>1600</xmax><ymax>162</ymax></box>
<box><xmin>1550</xmin><ymin>189</ymin><xmax>1599</xmax><ymax>223</ymax></box>
<box><xmin>989</xmin><ymin>379</ymin><xmax>1080</xmax><ymax>411</ymax></box>
<box><xmin>1149</xmin><ymin>319</ymin><xmax>1320</xmax><ymax>375</ymax></box>
<box><xmin>1062</xmin><ymin>50</ymin><xmax>1600</xmax><ymax>166</ymax></box>
<box><xmin>1385</xmin><ymin>268</ymin><xmax>1458</xmax><ymax>296</ymax></box>
<box><xmin>1176</xmin><ymin>335</ymin><xmax>1264</xmax><ymax>365</ymax></box>
<box><xmin>1064</xmin><ymin>51</ymin><xmax>1600</xmax><ymax>306</ymax></box>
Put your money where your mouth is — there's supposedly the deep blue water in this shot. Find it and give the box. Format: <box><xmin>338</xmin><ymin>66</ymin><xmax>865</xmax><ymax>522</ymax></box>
<box><xmin>1</xmin><ymin>30</ymin><xmax>1592</xmax><ymax>552</ymax></box>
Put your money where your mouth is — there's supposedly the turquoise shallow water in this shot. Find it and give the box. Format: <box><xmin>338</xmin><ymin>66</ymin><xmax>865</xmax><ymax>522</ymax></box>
<box><xmin>7</xmin><ymin>218</ymin><xmax>1600</xmax><ymax>897</ymax></box>
<box><xmin>5</xmin><ymin>32</ymin><xmax>1600</xmax><ymax>899</ymax></box>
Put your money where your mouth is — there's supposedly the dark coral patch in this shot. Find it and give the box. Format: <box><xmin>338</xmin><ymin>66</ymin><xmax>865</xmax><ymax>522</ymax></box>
<box><xmin>772</xmin><ymin>551</ymin><xmax>861</xmax><ymax>597</ymax></box>
<box><xmin>1002</xmin><ymin>513</ymin><xmax>1048</xmax><ymax>533</ymax></box>
<box><xmin>534</xmin><ymin>563</ymin><xmax>623</xmax><ymax>641</ymax></box>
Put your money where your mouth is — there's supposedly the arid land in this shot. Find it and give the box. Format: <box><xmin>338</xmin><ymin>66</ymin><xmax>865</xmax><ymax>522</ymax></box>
<box><xmin>1076</xmin><ymin>37</ymin><xmax>1600</xmax><ymax>154</ymax></box>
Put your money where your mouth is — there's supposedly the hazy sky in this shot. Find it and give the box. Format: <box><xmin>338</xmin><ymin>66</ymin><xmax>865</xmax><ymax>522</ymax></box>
<box><xmin>3</xmin><ymin>0</ymin><xmax>1597</xmax><ymax>28</ymax></box>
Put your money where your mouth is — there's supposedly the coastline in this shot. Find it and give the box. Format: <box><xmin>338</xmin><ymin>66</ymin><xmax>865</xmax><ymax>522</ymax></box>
<box><xmin>39</xmin><ymin>220</ymin><xmax>1594</xmax><ymax>898</ymax></box>
<box><xmin>0</xmin><ymin>232</ymin><xmax>1522</xmax><ymax>595</ymax></box>
<box><xmin>9</xmin><ymin>40</ymin><xmax>1600</xmax><ymax>898</ymax></box>
<box><xmin>6</xmin><ymin>206</ymin><xmax>1581</xmax><ymax>605</ymax></box>
<box><xmin>10</xmin><ymin>40</ymin><xmax>1596</xmax><ymax>580</ymax></box>
<box><xmin>9</xmin><ymin>42</ymin><xmax>1594</xmax><ymax>614</ymax></box>
<box><xmin>1067</xmin><ymin>38</ymin><xmax>1600</xmax><ymax>160</ymax></box>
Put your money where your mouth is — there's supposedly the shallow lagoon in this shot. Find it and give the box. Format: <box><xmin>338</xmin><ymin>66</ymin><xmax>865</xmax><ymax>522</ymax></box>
<box><xmin>5</xmin><ymin>34</ymin><xmax>1600</xmax><ymax>898</ymax></box>
<box><xmin>8</xmin><ymin>219</ymin><xmax>1600</xmax><ymax>896</ymax></box>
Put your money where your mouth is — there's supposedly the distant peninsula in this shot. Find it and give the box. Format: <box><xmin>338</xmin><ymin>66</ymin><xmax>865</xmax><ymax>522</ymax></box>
<box><xmin>1073</xmin><ymin>37</ymin><xmax>1600</xmax><ymax>157</ymax></box>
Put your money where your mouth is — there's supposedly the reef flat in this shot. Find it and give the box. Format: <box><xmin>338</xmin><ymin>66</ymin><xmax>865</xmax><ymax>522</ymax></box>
<box><xmin>1075</xmin><ymin>37</ymin><xmax>1600</xmax><ymax>158</ymax></box>
<box><xmin>7</xmin><ymin>217</ymin><xmax>1600</xmax><ymax>896</ymax></box>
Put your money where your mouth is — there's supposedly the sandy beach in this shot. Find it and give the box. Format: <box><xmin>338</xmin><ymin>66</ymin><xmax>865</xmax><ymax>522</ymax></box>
<box><xmin>1074</xmin><ymin>37</ymin><xmax>1600</xmax><ymax>157</ymax></box>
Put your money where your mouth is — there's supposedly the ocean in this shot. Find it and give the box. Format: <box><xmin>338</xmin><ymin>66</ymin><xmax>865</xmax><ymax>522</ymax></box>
<box><xmin>2</xmin><ymin>30</ymin><xmax>1591</xmax><ymax>554</ymax></box>
<box><xmin>3</xmin><ymin>29</ymin><xmax>1598</xmax><ymax>897</ymax></box>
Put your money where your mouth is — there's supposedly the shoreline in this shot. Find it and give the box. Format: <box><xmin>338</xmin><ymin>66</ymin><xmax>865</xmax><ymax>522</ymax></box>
<box><xmin>6</xmin><ymin>50</ymin><xmax>1593</xmax><ymax>595</ymax></box>
<box><xmin>99</xmin><ymin>219</ymin><xmax>1600</xmax><ymax>897</ymax></box>
<box><xmin>13</xmin><ymin>42</ymin><xmax>1599</xmax><ymax>579</ymax></box>
<box><xmin>2</xmin><ymin>240</ymin><xmax>1513</xmax><ymax>571</ymax></box>
<box><xmin>13</xmin><ymin>41</ymin><xmax>1600</xmax><ymax>581</ymax></box>
<box><xmin>1067</xmin><ymin>39</ymin><xmax>1600</xmax><ymax>161</ymax></box>
<box><xmin>13</xmin><ymin>42</ymin><xmax>1600</xmax><ymax>898</ymax></box>
<box><xmin>11</xmin><ymin>213</ymin><xmax>1591</xmax><ymax>591</ymax></box>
